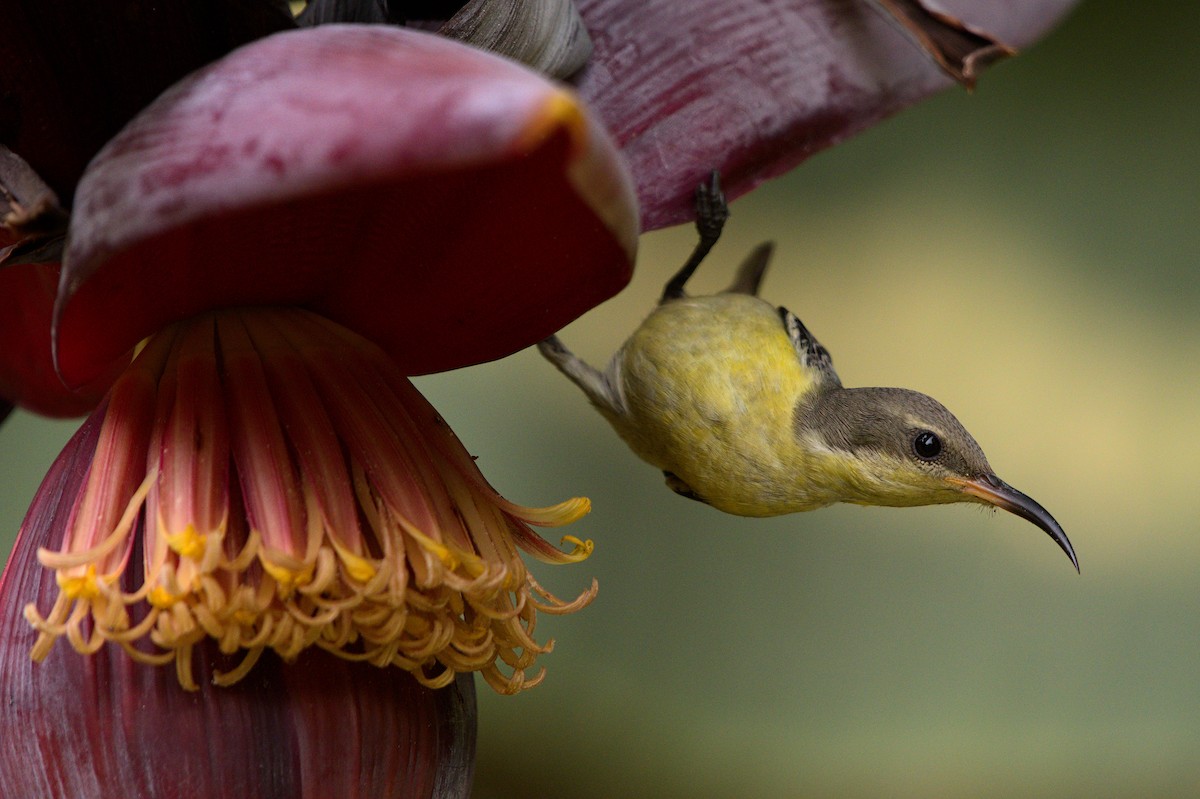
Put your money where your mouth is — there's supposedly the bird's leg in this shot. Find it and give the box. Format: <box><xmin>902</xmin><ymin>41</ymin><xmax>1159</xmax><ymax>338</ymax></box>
<box><xmin>536</xmin><ymin>335</ymin><xmax>626</xmax><ymax>417</ymax></box>
<box><xmin>660</xmin><ymin>170</ymin><xmax>731</xmax><ymax>302</ymax></box>
<box><xmin>663</xmin><ymin>471</ymin><xmax>708</xmax><ymax>505</ymax></box>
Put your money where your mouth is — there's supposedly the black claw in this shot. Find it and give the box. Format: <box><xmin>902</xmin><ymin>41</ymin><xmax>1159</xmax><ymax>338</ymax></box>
<box><xmin>694</xmin><ymin>170</ymin><xmax>729</xmax><ymax>245</ymax></box>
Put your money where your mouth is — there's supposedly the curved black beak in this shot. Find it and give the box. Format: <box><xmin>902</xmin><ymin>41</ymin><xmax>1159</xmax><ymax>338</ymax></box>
<box><xmin>952</xmin><ymin>474</ymin><xmax>1078</xmax><ymax>572</ymax></box>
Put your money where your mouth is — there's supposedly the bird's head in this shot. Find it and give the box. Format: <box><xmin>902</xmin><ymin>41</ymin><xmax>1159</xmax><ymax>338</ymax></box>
<box><xmin>798</xmin><ymin>386</ymin><xmax>1078</xmax><ymax>570</ymax></box>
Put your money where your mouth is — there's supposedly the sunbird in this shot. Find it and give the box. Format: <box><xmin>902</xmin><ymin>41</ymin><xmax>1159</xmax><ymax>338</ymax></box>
<box><xmin>539</xmin><ymin>174</ymin><xmax>1077</xmax><ymax>571</ymax></box>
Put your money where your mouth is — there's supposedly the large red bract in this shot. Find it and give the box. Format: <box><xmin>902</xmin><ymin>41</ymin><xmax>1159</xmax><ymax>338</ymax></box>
<box><xmin>52</xmin><ymin>25</ymin><xmax>637</xmax><ymax>390</ymax></box>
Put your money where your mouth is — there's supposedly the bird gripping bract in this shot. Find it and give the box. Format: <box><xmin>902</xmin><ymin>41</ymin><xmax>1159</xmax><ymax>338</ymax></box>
<box><xmin>538</xmin><ymin>174</ymin><xmax>1077</xmax><ymax>570</ymax></box>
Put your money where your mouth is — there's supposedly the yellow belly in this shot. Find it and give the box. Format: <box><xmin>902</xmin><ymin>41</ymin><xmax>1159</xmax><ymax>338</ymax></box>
<box><xmin>606</xmin><ymin>294</ymin><xmax>830</xmax><ymax>516</ymax></box>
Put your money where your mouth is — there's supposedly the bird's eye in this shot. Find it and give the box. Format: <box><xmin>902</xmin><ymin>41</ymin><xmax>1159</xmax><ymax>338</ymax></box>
<box><xmin>912</xmin><ymin>431</ymin><xmax>942</xmax><ymax>460</ymax></box>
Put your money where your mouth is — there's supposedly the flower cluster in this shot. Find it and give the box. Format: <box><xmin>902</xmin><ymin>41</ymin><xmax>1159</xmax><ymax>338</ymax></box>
<box><xmin>25</xmin><ymin>309</ymin><xmax>597</xmax><ymax>694</ymax></box>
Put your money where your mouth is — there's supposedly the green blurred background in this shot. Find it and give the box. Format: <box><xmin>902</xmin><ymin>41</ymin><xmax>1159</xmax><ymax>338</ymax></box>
<box><xmin>3</xmin><ymin>1</ymin><xmax>1197</xmax><ymax>796</ymax></box>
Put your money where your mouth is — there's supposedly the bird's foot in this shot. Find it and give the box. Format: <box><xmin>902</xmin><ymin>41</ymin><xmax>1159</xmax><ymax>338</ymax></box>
<box><xmin>694</xmin><ymin>170</ymin><xmax>730</xmax><ymax>247</ymax></box>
